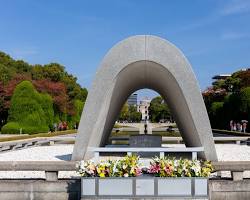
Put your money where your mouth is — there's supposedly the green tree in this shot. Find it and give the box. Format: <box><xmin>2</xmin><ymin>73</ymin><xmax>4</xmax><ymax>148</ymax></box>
<box><xmin>13</xmin><ymin>60</ymin><xmax>31</xmax><ymax>73</ymax></box>
<box><xmin>209</xmin><ymin>102</ymin><xmax>224</xmax><ymax>128</ymax></box>
<box><xmin>0</xmin><ymin>64</ymin><xmax>14</xmax><ymax>84</ymax></box>
<box><xmin>239</xmin><ymin>87</ymin><xmax>250</xmax><ymax>130</ymax></box>
<box><xmin>1</xmin><ymin>81</ymin><xmax>52</xmax><ymax>134</ymax></box>
<box><xmin>148</xmin><ymin>96</ymin><xmax>171</xmax><ymax>122</ymax></box>
<box><xmin>118</xmin><ymin>104</ymin><xmax>141</xmax><ymax>122</ymax></box>
<box><xmin>39</xmin><ymin>93</ymin><xmax>54</xmax><ymax>130</ymax></box>
<box><xmin>128</xmin><ymin>105</ymin><xmax>141</xmax><ymax>122</ymax></box>
<box><xmin>62</xmin><ymin>74</ymin><xmax>88</xmax><ymax>101</ymax></box>
<box><xmin>43</xmin><ymin>63</ymin><xmax>65</xmax><ymax>82</ymax></box>
<box><xmin>0</xmin><ymin>51</ymin><xmax>88</xmax><ymax>130</ymax></box>
<box><xmin>31</xmin><ymin>64</ymin><xmax>44</xmax><ymax>80</ymax></box>
<box><xmin>68</xmin><ymin>99</ymin><xmax>84</xmax><ymax>128</ymax></box>
<box><xmin>119</xmin><ymin>103</ymin><xmax>129</xmax><ymax>121</ymax></box>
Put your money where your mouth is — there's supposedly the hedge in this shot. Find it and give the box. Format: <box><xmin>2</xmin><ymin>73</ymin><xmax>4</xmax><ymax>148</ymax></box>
<box><xmin>1</xmin><ymin>81</ymin><xmax>53</xmax><ymax>134</ymax></box>
<box><xmin>1</xmin><ymin>122</ymin><xmax>48</xmax><ymax>134</ymax></box>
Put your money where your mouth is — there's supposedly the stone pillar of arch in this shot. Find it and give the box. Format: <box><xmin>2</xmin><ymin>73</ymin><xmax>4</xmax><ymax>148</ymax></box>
<box><xmin>72</xmin><ymin>35</ymin><xmax>217</xmax><ymax>161</ymax></box>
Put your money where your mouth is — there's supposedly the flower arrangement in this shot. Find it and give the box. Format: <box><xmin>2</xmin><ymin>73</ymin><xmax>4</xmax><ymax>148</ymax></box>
<box><xmin>76</xmin><ymin>160</ymin><xmax>96</xmax><ymax>177</ymax></box>
<box><xmin>76</xmin><ymin>155</ymin><xmax>213</xmax><ymax>178</ymax></box>
<box><xmin>147</xmin><ymin>157</ymin><xmax>213</xmax><ymax>177</ymax></box>
<box><xmin>111</xmin><ymin>155</ymin><xmax>142</xmax><ymax>177</ymax></box>
<box><xmin>76</xmin><ymin>155</ymin><xmax>142</xmax><ymax>177</ymax></box>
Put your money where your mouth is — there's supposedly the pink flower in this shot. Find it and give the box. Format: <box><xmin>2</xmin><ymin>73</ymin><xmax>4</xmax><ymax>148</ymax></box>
<box><xmin>135</xmin><ymin>167</ymin><xmax>142</xmax><ymax>176</ymax></box>
<box><xmin>164</xmin><ymin>164</ymin><xmax>173</xmax><ymax>175</ymax></box>
<box><xmin>148</xmin><ymin>164</ymin><xmax>160</xmax><ymax>173</ymax></box>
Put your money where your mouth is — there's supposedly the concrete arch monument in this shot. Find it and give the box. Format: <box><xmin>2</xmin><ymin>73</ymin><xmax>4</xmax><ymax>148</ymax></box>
<box><xmin>72</xmin><ymin>35</ymin><xmax>217</xmax><ymax>161</ymax></box>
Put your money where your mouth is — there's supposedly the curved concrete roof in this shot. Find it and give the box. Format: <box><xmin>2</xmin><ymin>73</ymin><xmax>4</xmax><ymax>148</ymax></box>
<box><xmin>72</xmin><ymin>35</ymin><xmax>217</xmax><ymax>161</ymax></box>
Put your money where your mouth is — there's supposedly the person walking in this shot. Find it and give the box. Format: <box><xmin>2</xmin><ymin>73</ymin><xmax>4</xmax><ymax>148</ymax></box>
<box><xmin>233</xmin><ymin>123</ymin><xmax>237</xmax><ymax>131</ymax></box>
<box><xmin>236</xmin><ymin>122</ymin><xmax>241</xmax><ymax>132</ymax></box>
<box><xmin>230</xmin><ymin>120</ymin><xmax>233</xmax><ymax>131</ymax></box>
<box><xmin>243</xmin><ymin>122</ymin><xmax>247</xmax><ymax>133</ymax></box>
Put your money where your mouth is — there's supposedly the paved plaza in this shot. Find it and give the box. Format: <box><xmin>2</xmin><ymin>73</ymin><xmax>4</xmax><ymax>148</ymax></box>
<box><xmin>0</xmin><ymin>143</ymin><xmax>249</xmax><ymax>179</ymax></box>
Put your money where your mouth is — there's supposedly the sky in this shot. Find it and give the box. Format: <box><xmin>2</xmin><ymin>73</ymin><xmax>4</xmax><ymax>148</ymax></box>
<box><xmin>0</xmin><ymin>0</ymin><xmax>250</xmax><ymax>100</ymax></box>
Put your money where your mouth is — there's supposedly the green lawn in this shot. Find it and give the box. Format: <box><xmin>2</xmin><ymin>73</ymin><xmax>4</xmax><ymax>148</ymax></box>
<box><xmin>0</xmin><ymin>129</ymin><xmax>76</xmax><ymax>143</ymax></box>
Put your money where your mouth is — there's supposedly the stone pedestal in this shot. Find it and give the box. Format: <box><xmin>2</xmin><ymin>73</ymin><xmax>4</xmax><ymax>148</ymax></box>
<box><xmin>129</xmin><ymin>135</ymin><xmax>162</xmax><ymax>157</ymax></box>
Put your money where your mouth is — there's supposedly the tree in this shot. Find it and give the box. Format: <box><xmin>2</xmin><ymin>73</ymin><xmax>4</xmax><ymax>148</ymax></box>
<box><xmin>3</xmin><ymin>74</ymin><xmax>32</xmax><ymax>109</ymax></box>
<box><xmin>118</xmin><ymin>104</ymin><xmax>141</xmax><ymax>122</ymax></box>
<box><xmin>129</xmin><ymin>110</ymin><xmax>141</xmax><ymax>122</ymax></box>
<box><xmin>1</xmin><ymin>81</ymin><xmax>53</xmax><ymax>134</ymax></box>
<box><xmin>239</xmin><ymin>87</ymin><xmax>250</xmax><ymax>130</ymax></box>
<box><xmin>0</xmin><ymin>64</ymin><xmax>14</xmax><ymax>84</ymax></box>
<box><xmin>33</xmin><ymin>79</ymin><xmax>68</xmax><ymax>115</ymax></box>
<box><xmin>62</xmin><ymin>74</ymin><xmax>88</xmax><ymax>102</ymax></box>
<box><xmin>0</xmin><ymin>51</ymin><xmax>15</xmax><ymax>69</ymax></box>
<box><xmin>0</xmin><ymin>51</ymin><xmax>88</xmax><ymax>130</ymax></box>
<box><xmin>148</xmin><ymin>96</ymin><xmax>171</xmax><ymax>122</ymax></box>
<box><xmin>13</xmin><ymin>60</ymin><xmax>31</xmax><ymax>73</ymax></box>
<box><xmin>128</xmin><ymin>105</ymin><xmax>141</xmax><ymax>122</ymax></box>
<box><xmin>202</xmin><ymin>87</ymin><xmax>227</xmax><ymax>112</ymax></box>
<box><xmin>209</xmin><ymin>102</ymin><xmax>224</xmax><ymax>128</ymax></box>
<box><xmin>31</xmin><ymin>64</ymin><xmax>44</xmax><ymax>80</ymax></box>
<box><xmin>233</xmin><ymin>70</ymin><xmax>250</xmax><ymax>89</ymax></box>
<box><xmin>0</xmin><ymin>81</ymin><xmax>5</xmax><ymax>128</ymax></box>
<box><xmin>43</xmin><ymin>63</ymin><xmax>65</xmax><ymax>82</ymax></box>
<box><xmin>39</xmin><ymin>93</ymin><xmax>54</xmax><ymax>130</ymax></box>
<box><xmin>119</xmin><ymin>103</ymin><xmax>129</xmax><ymax>121</ymax></box>
<box><xmin>67</xmin><ymin>99</ymin><xmax>84</xmax><ymax>128</ymax></box>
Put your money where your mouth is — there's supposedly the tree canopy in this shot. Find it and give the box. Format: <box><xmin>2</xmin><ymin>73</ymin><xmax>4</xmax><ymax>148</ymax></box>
<box><xmin>0</xmin><ymin>51</ymin><xmax>88</xmax><ymax>132</ymax></box>
<box><xmin>1</xmin><ymin>81</ymin><xmax>51</xmax><ymax>134</ymax></box>
<box><xmin>203</xmin><ymin>69</ymin><xmax>250</xmax><ymax>131</ymax></box>
<box><xmin>148</xmin><ymin>96</ymin><xmax>172</xmax><ymax>122</ymax></box>
<box><xmin>118</xmin><ymin>103</ymin><xmax>142</xmax><ymax>122</ymax></box>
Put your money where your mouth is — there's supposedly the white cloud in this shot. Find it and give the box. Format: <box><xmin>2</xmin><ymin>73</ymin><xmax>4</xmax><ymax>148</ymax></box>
<box><xmin>220</xmin><ymin>0</ymin><xmax>250</xmax><ymax>16</ymax></box>
<box><xmin>169</xmin><ymin>0</ymin><xmax>250</xmax><ymax>33</ymax></box>
<box><xmin>221</xmin><ymin>32</ymin><xmax>250</xmax><ymax>40</ymax></box>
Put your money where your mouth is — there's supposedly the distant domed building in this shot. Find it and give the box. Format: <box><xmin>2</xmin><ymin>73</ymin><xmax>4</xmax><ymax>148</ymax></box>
<box><xmin>137</xmin><ymin>97</ymin><xmax>151</xmax><ymax>122</ymax></box>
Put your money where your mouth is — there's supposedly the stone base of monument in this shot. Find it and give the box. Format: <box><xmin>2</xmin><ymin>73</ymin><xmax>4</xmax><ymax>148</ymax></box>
<box><xmin>129</xmin><ymin>135</ymin><xmax>162</xmax><ymax>157</ymax></box>
<box><xmin>81</xmin><ymin>177</ymin><xmax>208</xmax><ymax>199</ymax></box>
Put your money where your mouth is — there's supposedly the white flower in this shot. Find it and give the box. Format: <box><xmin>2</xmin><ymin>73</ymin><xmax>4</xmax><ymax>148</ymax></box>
<box><xmin>174</xmin><ymin>160</ymin><xmax>179</xmax><ymax>167</ymax></box>
<box><xmin>123</xmin><ymin>164</ymin><xmax>127</xmax><ymax>169</ymax></box>
<box><xmin>191</xmin><ymin>160</ymin><xmax>201</xmax><ymax>175</ymax></box>
<box><xmin>112</xmin><ymin>160</ymin><xmax>119</xmax><ymax>175</ymax></box>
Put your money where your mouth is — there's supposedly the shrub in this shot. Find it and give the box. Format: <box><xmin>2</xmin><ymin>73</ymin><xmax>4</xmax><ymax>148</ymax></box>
<box><xmin>68</xmin><ymin>99</ymin><xmax>84</xmax><ymax>129</ymax></box>
<box><xmin>1</xmin><ymin>122</ymin><xmax>20</xmax><ymax>134</ymax></box>
<box><xmin>39</xmin><ymin>93</ymin><xmax>54</xmax><ymax>130</ymax></box>
<box><xmin>1</xmin><ymin>81</ymin><xmax>52</xmax><ymax>134</ymax></box>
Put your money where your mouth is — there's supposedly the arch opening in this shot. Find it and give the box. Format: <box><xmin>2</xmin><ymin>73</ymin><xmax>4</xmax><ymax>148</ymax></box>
<box><xmin>107</xmin><ymin>88</ymin><xmax>176</xmax><ymax>146</ymax></box>
<box><xmin>98</xmin><ymin>61</ymin><xmax>203</xmax><ymax>150</ymax></box>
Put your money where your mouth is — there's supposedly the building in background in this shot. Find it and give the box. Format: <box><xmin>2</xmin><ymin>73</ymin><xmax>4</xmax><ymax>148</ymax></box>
<box><xmin>213</xmin><ymin>68</ymin><xmax>250</xmax><ymax>81</ymax></box>
<box><xmin>137</xmin><ymin>97</ymin><xmax>151</xmax><ymax>121</ymax></box>
<box><xmin>127</xmin><ymin>93</ymin><xmax>138</xmax><ymax>106</ymax></box>
<box><xmin>212</xmin><ymin>74</ymin><xmax>231</xmax><ymax>80</ymax></box>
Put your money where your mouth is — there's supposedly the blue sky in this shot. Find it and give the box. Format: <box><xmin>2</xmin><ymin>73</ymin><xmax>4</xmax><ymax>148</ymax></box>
<box><xmin>1</xmin><ymin>0</ymin><xmax>250</xmax><ymax>99</ymax></box>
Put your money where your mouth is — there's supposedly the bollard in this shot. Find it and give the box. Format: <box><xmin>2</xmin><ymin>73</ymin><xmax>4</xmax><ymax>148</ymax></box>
<box><xmin>45</xmin><ymin>171</ymin><xmax>58</xmax><ymax>181</ymax></box>
<box><xmin>231</xmin><ymin>171</ymin><xmax>243</xmax><ymax>181</ymax></box>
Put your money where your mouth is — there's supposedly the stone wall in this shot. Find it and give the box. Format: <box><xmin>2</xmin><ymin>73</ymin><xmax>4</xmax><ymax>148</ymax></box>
<box><xmin>0</xmin><ymin>179</ymin><xmax>81</xmax><ymax>200</ymax></box>
<box><xmin>209</xmin><ymin>179</ymin><xmax>250</xmax><ymax>200</ymax></box>
<box><xmin>0</xmin><ymin>178</ymin><xmax>250</xmax><ymax>200</ymax></box>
